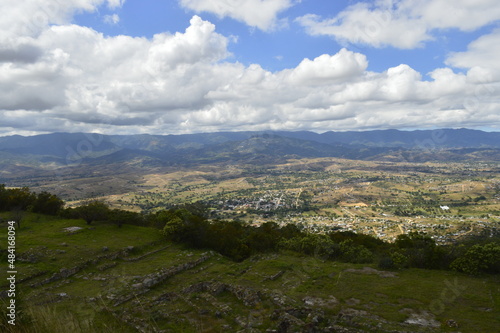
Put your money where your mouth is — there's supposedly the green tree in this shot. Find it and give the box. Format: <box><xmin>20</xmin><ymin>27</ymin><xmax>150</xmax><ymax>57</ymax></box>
<box><xmin>108</xmin><ymin>209</ymin><xmax>143</xmax><ymax>228</ymax></box>
<box><xmin>339</xmin><ymin>239</ymin><xmax>373</xmax><ymax>263</ymax></box>
<box><xmin>395</xmin><ymin>232</ymin><xmax>442</xmax><ymax>269</ymax></box>
<box><xmin>5</xmin><ymin>187</ymin><xmax>36</xmax><ymax>211</ymax></box>
<box><xmin>32</xmin><ymin>191</ymin><xmax>64</xmax><ymax>215</ymax></box>
<box><xmin>74</xmin><ymin>201</ymin><xmax>110</xmax><ymax>225</ymax></box>
<box><xmin>450</xmin><ymin>243</ymin><xmax>500</xmax><ymax>275</ymax></box>
<box><xmin>161</xmin><ymin>214</ymin><xmax>184</xmax><ymax>240</ymax></box>
<box><xmin>246</xmin><ymin>222</ymin><xmax>281</xmax><ymax>252</ymax></box>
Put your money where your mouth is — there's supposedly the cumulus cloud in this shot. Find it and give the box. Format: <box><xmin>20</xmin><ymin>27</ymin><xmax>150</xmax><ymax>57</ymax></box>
<box><xmin>447</xmin><ymin>29</ymin><xmax>500</xmax><ymax>78</ymax></box>
<box><xmin>0</xmin><ymin>0</ymin><xmax>500</xmax><ymax>136</ymax></box>
<box><xmin>179</xmin><ymin>0</ymin><xmax>295</xmax><ymax>31</ymax></box>
<box><xmin>288</xmin><ymin>49</ymin><xmax>368</xmax><ymax>85</ymax></box>
<box><xmin>0</xmin><ymin>0</ymin><xmax>125</xmax><ymax>38</ymax></box>
<box><xmin>297</xmin><ymin>0</ymin><xmax>500</xmax><ymax>49</ymax></box>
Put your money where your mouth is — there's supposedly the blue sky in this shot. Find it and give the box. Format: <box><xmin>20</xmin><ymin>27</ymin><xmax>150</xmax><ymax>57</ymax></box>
<box><xmin>1</xmin><ymin>0</ymin><xmax>500</xmax><ymax>135</ymax></box>
<box><xmin>73</xmin><ymin>0</ymin><xmax>489</xmax><ymax>75</ymax></box>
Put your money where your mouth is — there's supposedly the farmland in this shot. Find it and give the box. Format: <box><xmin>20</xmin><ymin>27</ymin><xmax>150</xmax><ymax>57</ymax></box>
<box><xmin>14</xmin><ymin>157</ymin><xmax>499</xmax><ymax>245</ymax></box>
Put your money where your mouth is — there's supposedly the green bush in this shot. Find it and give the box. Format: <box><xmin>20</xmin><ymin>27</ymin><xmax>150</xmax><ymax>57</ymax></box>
<box><xmin>450</xmin><ymin>243</ymin><xmax>500</xmax><ymax>275</ymax></box>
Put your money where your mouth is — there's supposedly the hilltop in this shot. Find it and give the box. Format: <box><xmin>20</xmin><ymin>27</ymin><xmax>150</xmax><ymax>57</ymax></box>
<box><xmin>1</xmin><ymin>213</ymin><xmax>499</xmax><ymax>332</ymax></box>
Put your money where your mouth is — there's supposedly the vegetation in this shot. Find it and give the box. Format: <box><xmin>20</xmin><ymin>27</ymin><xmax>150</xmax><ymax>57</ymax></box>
<box><xmin>0</xmin><ymin>185</ymin><xmax>64</xmax><ymax>217</ymax></box>
<box><xmin>0</xmin><ymin>211</ymin><xmax>499</xmax><ymax>332</ymax></box>
<box><xmin>1</xmin><ymin>185</ymin><xmax>499</xmax><ymax>276</ymax></box>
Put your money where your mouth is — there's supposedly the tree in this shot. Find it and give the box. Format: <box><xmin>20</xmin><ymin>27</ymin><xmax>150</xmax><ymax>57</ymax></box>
<box><xmin>5</xmin><ymin>187</ymin><xmax>36</xmax><ymax>211</ymax></box>
<box><xmin>395</xmin><ymin>232</ymin><xmax>442</xmax><ymax>269</ymax></box>
<box><xmin>32</xmin><ymin>191</ymin><xmax>64</xmax><ymax>215</ymax></box>
<box><xmin>74</xmin><ymin>201</ymin><xmax>110</xmax><ymax>225</ymax></box>
<box><xmin>108</xmin><ymin>209</ymin><xmax>143</xmax><ymax>228</ymax></box>
<box><xmin>450</xmin><ymin>243</ymin><xmax>500</xmax><ymax>275</ymax></box>
<box><xmin>0</xmin><ymin>184</ymin><xmax>7</xmax><ymax>211</ymax></box>
<box><xmin>246</xmin><ymin>222</ymin><xmax>280</xmax><ymax>252</ymax></box>
<box><xmin>161</xmin><ymin>213</ymin><xmax>185</xmax><ymax>240</ymax></box>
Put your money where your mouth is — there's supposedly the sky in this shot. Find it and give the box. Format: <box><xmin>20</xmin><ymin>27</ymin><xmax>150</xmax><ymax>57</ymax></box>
<box><xmin>1</xmin><ymin>0</ymin><xmax>500</xmax><ymax>136</ymax></box>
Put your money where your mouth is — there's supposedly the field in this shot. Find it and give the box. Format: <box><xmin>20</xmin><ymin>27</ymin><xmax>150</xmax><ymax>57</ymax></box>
<box><xmin>15</xmin><ymin>157</ymin><xmax>500</xmax><ymax>245</ymax></box>
<box><xmin>1</xmin><ymin>214</ymin><xmax>499</xmax><ymax>332</ymax></box>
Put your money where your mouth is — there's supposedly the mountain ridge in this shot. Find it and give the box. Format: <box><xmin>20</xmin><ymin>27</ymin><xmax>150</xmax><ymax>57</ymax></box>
<box><xmin>0</xmin><ymin>129</ymin><xmax>499</xmax><ymax>175</ymax></box>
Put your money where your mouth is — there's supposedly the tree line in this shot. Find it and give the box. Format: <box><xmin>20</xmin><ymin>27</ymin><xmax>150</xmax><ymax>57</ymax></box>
<box><xmin>1</xmin><ymin>185</ymin><xmax>498</xmax><ymax>275</ymax></box>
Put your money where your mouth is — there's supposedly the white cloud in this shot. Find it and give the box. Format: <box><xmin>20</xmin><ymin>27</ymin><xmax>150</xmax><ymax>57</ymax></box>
<box><xmin>1</xmin><ymin>2</ymin><xmax>500</xmax><ymax>136</ymax></box>
<box><xmin>287</xmin><ymin>49</ymin><xmax>368</xmax><ymax>85</ymax></box>
<box><xmin>104</xmin><ymin>14</ymin><xmax>120</xmax><ymax>25</ymax></box>
<box><xmin>0</xmin><ymin>0</ymin><xmax>125</xmax><ymax>38</ymax></box>
<box><xmin>409</xmin><ymin>0</ymin><xmax>500</xmax><ymax>31</ymax></box>
<box><xmin>107</xmin><ymin>0</ymin><xmax>126</xmax><ymax>10</ymax></box>
<box><xmin>446</xmin><ymin>29</ymin><xmax>500</xmax><ymax>79</ymax></box>
<box><xmin>179</xmin><ymin>0</ymin><xmax>295</xmax><ymax>31</ymax></box>
<box><xmin>297</xmin><ymin>0</ymin><xmax>500</xmax><ymax>49</ymax></box>
<box><xmin>296</xmin><ymin>8</ymin><xmax>430</xmax><ymax>49</ymax></box>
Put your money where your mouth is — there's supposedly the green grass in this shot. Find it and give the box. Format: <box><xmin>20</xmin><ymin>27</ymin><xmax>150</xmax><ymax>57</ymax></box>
<box><xmin>1</xmin><ymin>214</ymin><xmax>499</xmax><ymax>332</ymax></box>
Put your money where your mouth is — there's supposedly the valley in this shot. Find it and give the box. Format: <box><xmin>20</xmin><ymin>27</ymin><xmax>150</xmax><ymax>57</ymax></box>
<box><xmin>1</xmin><ymin>129</ymin><xmax>499</xmax><ymax>332</ymax></box>
<box><xmin>4</xmin><ymin>155</ymin><xmax>500</xmax><ymax>246</ymax></box>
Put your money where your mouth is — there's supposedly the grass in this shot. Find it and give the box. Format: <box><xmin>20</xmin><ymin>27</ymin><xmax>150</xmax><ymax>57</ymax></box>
<box><xmin>0</xmin><ymin>214</ymin><xmax>499</xmax><ymax>332</ymax></box>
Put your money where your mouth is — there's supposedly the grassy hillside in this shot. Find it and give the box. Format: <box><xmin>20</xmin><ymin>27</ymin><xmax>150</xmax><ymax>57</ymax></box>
<box><xmin>1</xmin><ymin>214</ymin><xmax>499</xmax><ymax>332</ymax></box>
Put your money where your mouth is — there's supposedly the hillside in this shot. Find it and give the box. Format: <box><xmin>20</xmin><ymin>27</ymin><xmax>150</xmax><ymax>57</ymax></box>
<box><xmin>1</xmin><ymin>130</ymin><xmax>500</xmax><ymax>184</ymax></box>
<box><xmin>1</xmin><ymin>214</ymin><xmax>499</xmax><ymax>333</ymax></box>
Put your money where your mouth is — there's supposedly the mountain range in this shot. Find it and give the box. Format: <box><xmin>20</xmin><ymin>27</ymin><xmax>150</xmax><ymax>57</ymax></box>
<box><xmin>0</xmin><ymin>129</ymin><xmax>499</xmax><ymax>177</ymax></box>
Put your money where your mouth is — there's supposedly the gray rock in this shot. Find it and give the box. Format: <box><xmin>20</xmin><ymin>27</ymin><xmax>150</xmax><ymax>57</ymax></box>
<box><xmin>143</xmin><ymin>278</ymin><xmax>156</xmax><ymax>287</ymax></box>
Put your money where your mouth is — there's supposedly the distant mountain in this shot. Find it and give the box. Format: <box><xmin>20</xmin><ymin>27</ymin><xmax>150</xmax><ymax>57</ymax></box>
<box><xmin>313</xmin><ymin>128</ymin><xmax>500</xmax><ymax>148</ymax></box>
<box><xmin>182</xmin><ymin>135</ymin><xmax>387</xmax><ymax>164</ymax></box>
<box><xmin>0</xmin><ymin>132</ymin><xmax>119</xmax><ymax>157</ymax></box>
<box><xmin>0</xmin><ymin>129</ymin><xmax>499</xmax><ymax>176</ymax></box>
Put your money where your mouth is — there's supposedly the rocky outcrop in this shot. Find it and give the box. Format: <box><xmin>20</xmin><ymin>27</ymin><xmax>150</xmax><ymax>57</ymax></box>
<box><xmin>113</xmin><ymin>253</ymin><xmax>213</xmax><ymax>306</ymax></box>
<box><xmin>158</xmin><ymin>280</ymin><xmax>263</xmax><ymax>307</ymax></box>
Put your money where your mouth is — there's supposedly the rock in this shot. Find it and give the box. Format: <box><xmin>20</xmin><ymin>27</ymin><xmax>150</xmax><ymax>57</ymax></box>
<box><xmin>126</xmin><ymin>246</ymin><xmax>134</xmax><ymax>251</ymax></box>
<box><xmin>102</xmin><ymin>246</ymin><xmax>109</xmax><ymax>252</ymax></box>
<box><xmin>404</xmin><ymin>311</ymin><xmax>440</xmax><ymax>328</ymax></box>
<box><xmin>143</xmin><ymin>278</ymin><xmax>155</xmax><ymax>287</ymax></box>
<box><xmin>346</xmin><ymin>298</ymin><xmax>361</xmax><ymax>306</ymax></box>
<box><xmin>235</xmin><ymin>316</ymin><xmax>247</xmax><ymax>327</ymax></box>
<box><xmin>344</xmin><ymin>266</ymin><xmax>398</xmax><ymax>278</ymax></box>
<box><xmin>277</xmin><ymin>318</ymin><xmax>290</xmax><ymax>333</ymax></box>
<box><xmin>63</xmin><ymin>226</ymin><xmax>83</xmax><ymax>233</ymax></box>
<box><xmin>302</xmin><ymin>296</ymin><xmax>338</xmax><ymax>307</ymax></box>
